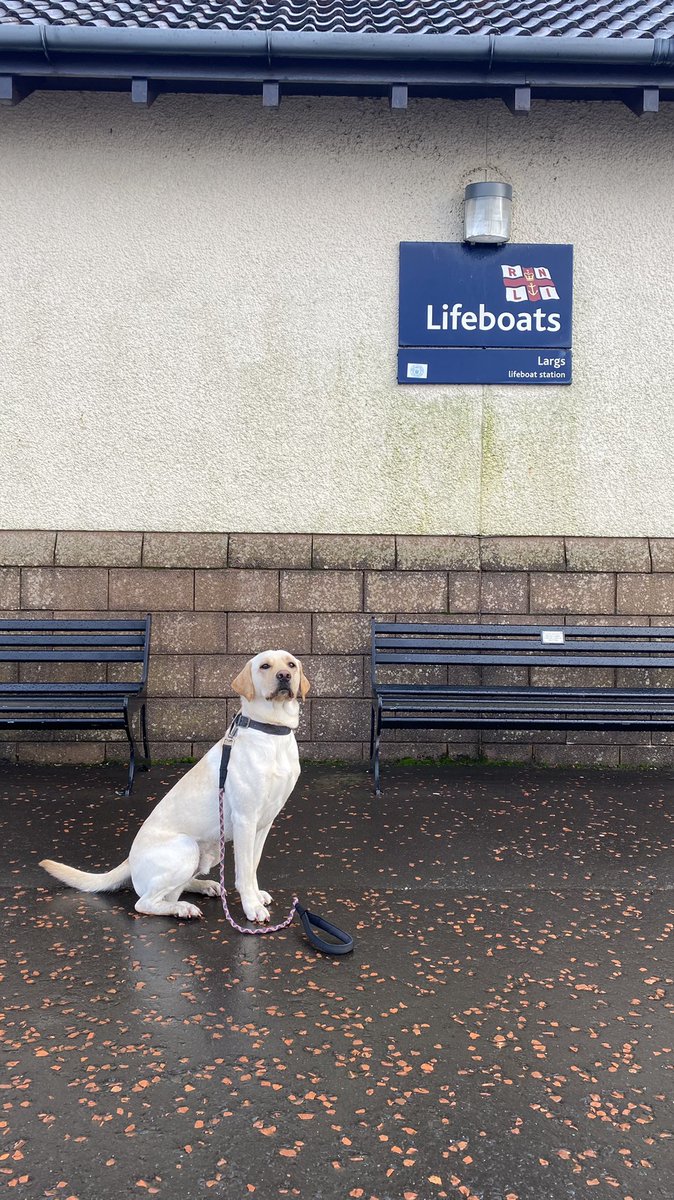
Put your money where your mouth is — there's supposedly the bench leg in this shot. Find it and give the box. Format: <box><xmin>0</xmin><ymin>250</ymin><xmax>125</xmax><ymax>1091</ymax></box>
<box><xmin>140</xmin><ymin>702</ymin><xmax>151</xmax><ymax>770</ymax></box>
<box><xmin>125</xmin><ymin>740</ymin><xmax>137</xmax><ymax>797</ymax></box>
<box><xmin>370</xmin><ymin>703</ymin><xmax>382</xmax><ymax>796</ymax></box>
<box><xmin>123</xmin><ymin>700</ymin><xmax>150</xmax><ymax>796</ymax></box>
<box><xmin>373</xmin><ymin>743</ymin><xmax>381</xmax><ymax>797</ymax></box>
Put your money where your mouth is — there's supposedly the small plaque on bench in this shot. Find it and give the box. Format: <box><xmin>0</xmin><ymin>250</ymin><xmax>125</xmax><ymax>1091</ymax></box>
<box><xmin>541</xmin><ymin>630</ymin><xmax>565</xmax><ymax>645</ymax></box>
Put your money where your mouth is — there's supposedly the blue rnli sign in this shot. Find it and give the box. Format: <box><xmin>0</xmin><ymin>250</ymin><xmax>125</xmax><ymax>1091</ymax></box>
<box><xmin>398</xmin><ymin>347</ymin><xmax>572</xmax><ymax>385</ymax></box>
<box><xmin>398</xmin><ymin>242</ymin><xmax>573</xmax><ymax>384</ymax></box>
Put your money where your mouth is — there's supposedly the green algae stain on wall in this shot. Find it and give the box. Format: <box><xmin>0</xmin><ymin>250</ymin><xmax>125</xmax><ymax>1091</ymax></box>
<box><xmin>479</xmin><ymin>391</ymin><xmax>589</xmax><ymax>537</ymax></box>
<box><xmin>479</xmin><ymin>405</ymin><xmax>503</xmax><ymax>518</ymax></box>
<box><xmin>379</xmin><ymin>388</ymin><xmax>482</xmax><ymax>534</ymax></box>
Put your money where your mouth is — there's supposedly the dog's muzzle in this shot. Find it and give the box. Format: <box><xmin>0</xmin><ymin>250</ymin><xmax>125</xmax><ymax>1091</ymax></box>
<box><xmin>268</xmin><ymin>676</ymin><xmax>294</xmax><ymax>700</ymax></box>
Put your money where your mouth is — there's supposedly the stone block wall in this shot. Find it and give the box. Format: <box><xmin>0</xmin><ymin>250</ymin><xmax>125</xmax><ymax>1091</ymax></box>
<box><xmin>1</xmin><ymin>530</ymin><xmax>674</xmax><ymax>768</ymax></box>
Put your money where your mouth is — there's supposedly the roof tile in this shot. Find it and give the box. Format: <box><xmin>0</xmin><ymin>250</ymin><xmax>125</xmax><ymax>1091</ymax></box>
<box><xmin>1</xmin><ymin>0</ymin><xmax>673</xmax><ymax>34</ymax></box>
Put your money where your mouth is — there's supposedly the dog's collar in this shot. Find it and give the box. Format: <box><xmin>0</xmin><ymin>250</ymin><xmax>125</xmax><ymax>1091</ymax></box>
<box><xmin>231</xmin><ymin>713</ymin><xmax>293</xmax><ymax>737</ymax></box>
<box><xmin>219</xmin><ymin>713</ymin><xmax>293</xmax><ymax>794</ymax></box>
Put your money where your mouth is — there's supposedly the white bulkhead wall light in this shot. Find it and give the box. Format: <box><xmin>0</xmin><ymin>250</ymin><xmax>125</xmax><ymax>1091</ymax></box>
<box><xmin>464</xmin><ymin>182</ymin><xmax>513</xmax><ymax>244</ymax></box>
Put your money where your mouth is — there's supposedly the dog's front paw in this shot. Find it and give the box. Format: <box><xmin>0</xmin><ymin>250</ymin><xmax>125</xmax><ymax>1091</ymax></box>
<box><xmin>242</xmin><ymin>897</ymin><xmax>270</xmax><ymax>924</ymax></box>
<box><xmin>176</xmin><ymin>901</ymin><xmax>203</xmax><ymax>920</ymax></box>
<box><xmin>258</xmin><ymin>890</ymin><xmax>272</xmax><ymax>906</ymax></box>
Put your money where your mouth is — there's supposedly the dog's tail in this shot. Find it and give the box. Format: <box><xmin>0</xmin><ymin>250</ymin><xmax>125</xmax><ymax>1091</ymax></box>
<box><xmin>39</xmin><ymin>857</ymin><xmax>132</xmax><ymax>894</ymax></box>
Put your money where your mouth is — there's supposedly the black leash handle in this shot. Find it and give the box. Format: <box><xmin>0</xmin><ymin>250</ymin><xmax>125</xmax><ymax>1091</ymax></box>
<box><xmin>295</xmin><ymin>902</ymin><xmax>354</xmax><ymax>956</ymax></box>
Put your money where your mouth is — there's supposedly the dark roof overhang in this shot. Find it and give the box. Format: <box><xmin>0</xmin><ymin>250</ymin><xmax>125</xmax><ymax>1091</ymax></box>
<box><xmin>1</xmin><ymin>27</ymin><xmax>673</xmax><ymax>111</ymax></box>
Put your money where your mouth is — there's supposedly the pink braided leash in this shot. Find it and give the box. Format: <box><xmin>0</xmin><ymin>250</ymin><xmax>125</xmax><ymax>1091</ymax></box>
<box><xmin>218</xmin><ymin>785</ymin><xmax>299</xmax><ymax>935</ymax></box>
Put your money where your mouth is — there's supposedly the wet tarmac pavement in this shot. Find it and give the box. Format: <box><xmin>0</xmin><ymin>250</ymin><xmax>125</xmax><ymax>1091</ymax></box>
<box><xmin>0</xmin><ymin>759</ymin><xmax>672</xmax><ymax>1200</ymax></box>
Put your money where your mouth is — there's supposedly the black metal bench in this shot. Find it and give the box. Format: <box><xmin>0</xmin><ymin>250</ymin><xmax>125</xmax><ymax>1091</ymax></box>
<box><xmin>370</xmin><ymin>620</ymin><xmax>674</xmax><ymax>793</ymax></box>
<box><xmin>0</xmin><ymin>617</ymin><xmax>151</xmax><ymax>794</ymax></box>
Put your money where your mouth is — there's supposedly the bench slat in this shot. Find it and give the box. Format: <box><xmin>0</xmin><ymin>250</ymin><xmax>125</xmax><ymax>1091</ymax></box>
<box><xmin>376</xmin><ymin>651</ymin><xmax>674</xmax><ymax>668</ymax></box>
<box><xmin>380</xmin><ymin>693</ymin><xmax>674</xmax><ymax>708</ymax></box>
<box><xmin>0</xmin><ymin>682</ymin><xmax>141</xmax><ymax>694</ymax></box>
<box><xmin>380</xmin><ymin>715</ymin><xmax>674</xmax><ymax>730</ymax></box>
<box><xmin>0</xmin><ymin>624</ymin><xmax>148</xmax><ymax>633</ymax></box>
<box><xmin>0</xmin><ymin>635</ymin><xmax>145</xmax><ymax>649</ymax></box>
<box><xmin>0</xmin><ymin>650</ymin><xmax>146</xmax><ymax>662</ymax></box>
<box><xmin>381</xmin><ymin>701</ymin><xmax>674</xmax><ymax>716</ymax></box>
<box><xmin>374</xmin><ymin>622</ymin><xmax>674</xmax><ymax>637</ymax></box>
<box><xmin>376</xmin><ymin>637</ymin><xmax>674</xmax><ymax>654</ymax></box>
<box><xmin>375</xmin><ymin>683</ymin><xmax>674</xmax><ymax>696</ymax></box>
<box><xmin>1</xmin><ymin>716</ymin><xmax>128</xmax><ymax>728</ymax></box>
<box><xmin>0</xmin><ymin>695</ymin><xmax>131</xmax><ymax>707</ymax></box>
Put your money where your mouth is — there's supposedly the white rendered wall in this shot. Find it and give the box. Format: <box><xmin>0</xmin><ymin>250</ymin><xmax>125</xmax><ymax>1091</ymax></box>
<box><xmin>1</xmin><ymin>93</ymin><xmax>673</xmax><ymax>535</ymax></box>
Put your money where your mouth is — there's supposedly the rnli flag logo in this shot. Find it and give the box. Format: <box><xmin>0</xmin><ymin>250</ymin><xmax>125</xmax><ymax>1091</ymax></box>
<box><xmin>501</xmin><ymin>265</ymin><xmax>560</xmax><ymax>303</ymax></box>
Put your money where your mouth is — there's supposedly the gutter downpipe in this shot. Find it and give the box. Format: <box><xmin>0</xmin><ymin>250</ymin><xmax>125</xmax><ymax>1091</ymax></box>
<box><xmin>0</xmin><ymin>26</ymin><xmax>672</xmax><ymax>76</ymax></box>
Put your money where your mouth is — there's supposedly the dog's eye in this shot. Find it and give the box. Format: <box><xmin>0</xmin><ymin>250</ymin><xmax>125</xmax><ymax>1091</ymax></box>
<box><xmin>260</xmin><ymin>663</ymin><xmax>271</xmax><ymax>670</ymax></box>
<box><xmin>288</xmin><ymin>662</ymin><xmax>296</xmax><ymax>669</ymax></box>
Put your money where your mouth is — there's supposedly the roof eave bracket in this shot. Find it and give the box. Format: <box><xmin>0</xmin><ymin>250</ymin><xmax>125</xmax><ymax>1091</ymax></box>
<box><xmin>0</xmin><ymin>72</ymin><xmax>32</xmax><ymax>104</ymax></box>
<box><xmin>626</xmin><ymin>86</ymin><xmax>660</xmax><ymax>115</ymax></box>
<box><xmin>131</xmin><ymin>77</ymin><xmax>158</xmax><ymax>106</ymax></box>
<box><xmin>505</xmin><ymin>85</ymin><xmax>531</xmax><ymax>114</ymax></box>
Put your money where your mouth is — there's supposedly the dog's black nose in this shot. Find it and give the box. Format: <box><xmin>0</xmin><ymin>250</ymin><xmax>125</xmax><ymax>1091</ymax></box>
<box><xmin>276</xmin><ymin>671</ymin><xmax>291</xmax><ymax>682</ymax></box>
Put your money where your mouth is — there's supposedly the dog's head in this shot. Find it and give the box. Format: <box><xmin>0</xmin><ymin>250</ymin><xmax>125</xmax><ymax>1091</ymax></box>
<box><xmin>231</xmin><ymin>650</ymin><xmax>311</xmax><ymax>704</ymax></box>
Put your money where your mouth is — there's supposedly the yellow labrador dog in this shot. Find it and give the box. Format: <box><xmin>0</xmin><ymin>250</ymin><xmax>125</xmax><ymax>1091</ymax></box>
<box><xmin>40</xmin><ymin>651</ymin><xmax>310</xmax><ymax>922</ymax></box>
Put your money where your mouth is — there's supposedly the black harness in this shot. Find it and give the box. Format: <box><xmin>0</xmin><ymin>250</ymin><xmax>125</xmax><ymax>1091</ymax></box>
<box><xmin>218</xmin><ymin>715</ymin><xmax>354</xmax><ymax>957</ymax></box>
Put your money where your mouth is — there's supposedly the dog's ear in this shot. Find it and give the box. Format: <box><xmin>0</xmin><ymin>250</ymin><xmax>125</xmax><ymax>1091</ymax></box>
<box><xmin>231</xmin><ymin>660</ymin><xmax>256</xmax><ymax>702</ymax></box>
<box><xmin>298</xmin><ymin>662</ymin><xmax>311</xmax><ymax>701</ymax></box>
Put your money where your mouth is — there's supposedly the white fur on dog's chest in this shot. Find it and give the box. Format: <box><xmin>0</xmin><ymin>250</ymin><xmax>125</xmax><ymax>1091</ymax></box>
<box><xmin>234</xmin><ymin>727</ymin><xmax>298</xmax><ymax>766</ymax></box>
<box><xmin>225</xmin><ymin>728</ymin><xmax>299</xmax><ymax>812</ymax></box>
